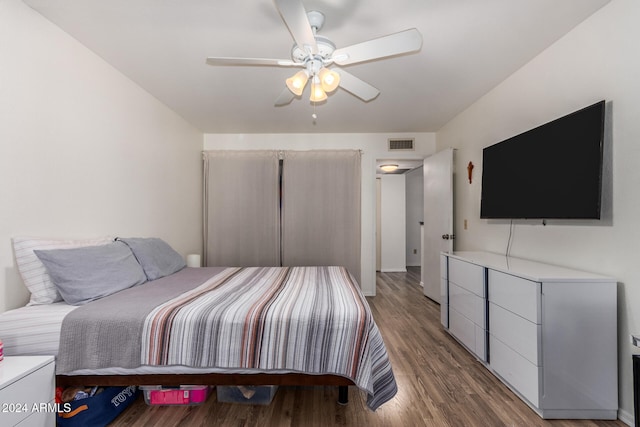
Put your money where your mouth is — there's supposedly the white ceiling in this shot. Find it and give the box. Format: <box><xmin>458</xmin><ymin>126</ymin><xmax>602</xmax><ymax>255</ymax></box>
<box><xmin>23</xmin><ymin>0</ymin><xmax>610</xmax><ymax>134</ymax></box>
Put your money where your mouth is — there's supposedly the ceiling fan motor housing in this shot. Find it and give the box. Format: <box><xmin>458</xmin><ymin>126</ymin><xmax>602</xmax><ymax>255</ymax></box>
<box><xmin>291</xmin><ymin>35</ymin><xmax>336</xmax><ymax>63</ymax></box>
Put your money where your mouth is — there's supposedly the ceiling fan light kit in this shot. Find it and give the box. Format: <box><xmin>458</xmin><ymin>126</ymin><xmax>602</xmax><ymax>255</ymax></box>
<box><xmin>318</xmin><ymin>67</ymin><xmax>340</xmax><ymax>92</ymax></box>
<box><xmin>206</xmin><ymin>0</ymin><xmax>423</xmax><ymax>106</ymax></box>
<box><xmin>310</xmin><ymin>76</ymin><xmax>328</xmax><ymax>102</ymax></box>
<box><xmin>285</xmin><ymin>69</ymin><xmax>309</xmax><ymax>96</ymax></box>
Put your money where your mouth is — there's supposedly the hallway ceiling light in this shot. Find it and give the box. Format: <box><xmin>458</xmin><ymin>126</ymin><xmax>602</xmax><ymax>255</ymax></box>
<box><xmin>380</xmin><ymin>164</ymin><xmax>399</xmax><ymax>172</ymax></box>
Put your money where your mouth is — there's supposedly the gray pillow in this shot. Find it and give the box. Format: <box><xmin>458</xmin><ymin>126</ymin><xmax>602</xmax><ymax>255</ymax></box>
<box><xmin>116</xmin><ymin>237</ymin><xmax>186</xmax><ymax>281</ymax></box>
<box><xmin>34</xmin><ymin>241</ymin><xmax>147</xmax><ymax>305</ymax></box>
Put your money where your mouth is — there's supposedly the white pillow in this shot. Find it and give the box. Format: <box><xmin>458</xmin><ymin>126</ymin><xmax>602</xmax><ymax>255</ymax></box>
<box><xmin>12</xmin><ymin>236</ymin><xmax>114</xmax><ymax>305</ymax></box>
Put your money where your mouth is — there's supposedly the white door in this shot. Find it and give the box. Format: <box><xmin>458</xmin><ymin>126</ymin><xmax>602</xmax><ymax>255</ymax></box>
<box><xmin>422</xmin><ymin>148</ymin><xmax>454</xmax><ymax>302</ymax></box>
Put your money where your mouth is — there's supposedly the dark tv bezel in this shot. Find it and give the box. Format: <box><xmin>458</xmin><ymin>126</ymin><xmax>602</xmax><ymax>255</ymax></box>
<box><xmin>480</xmin><ymin>100</ymin><xmax>605</xmax><ymax>220</ymax></box>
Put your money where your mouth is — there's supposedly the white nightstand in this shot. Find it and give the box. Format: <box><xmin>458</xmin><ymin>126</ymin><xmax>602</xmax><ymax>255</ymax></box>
<box><xmin>0</xmin><ymin>356</ymin><xmax>55</xmax><ymax>427</ymax></box>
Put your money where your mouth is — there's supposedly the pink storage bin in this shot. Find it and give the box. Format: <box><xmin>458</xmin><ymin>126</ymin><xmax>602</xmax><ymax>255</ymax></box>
<box><xmin>140</xmin><ymin>385</ymin><xmax>210</xmax><ymax>406</ymax></box>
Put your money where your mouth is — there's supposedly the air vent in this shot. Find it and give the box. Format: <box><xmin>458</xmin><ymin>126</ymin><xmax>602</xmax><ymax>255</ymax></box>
<box><xmin>388</xmin><ymin>138</ymin><xmax>415</xmax><ymax>151</ymax></box>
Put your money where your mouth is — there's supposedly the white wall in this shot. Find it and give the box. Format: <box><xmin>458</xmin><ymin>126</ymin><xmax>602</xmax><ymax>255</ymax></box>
<box><xmin>380</xmin><ymin>175</ymin><xmax>406</xmax><ymax>272</ymax></box>
<box><xmin>436</xmin><ymin>0</ymin><xmax>640</xmax><ymax>422</ymax></box>
<box><xmin>405</xmin><ymin>167</ymin><xmax>423</xmax><ymax>266</ymax></box>
<box><xmin>0</xmin><ymin>0</ymin><xmax>203</xmax><ymax>312</ymax></box>
<box><xmin>204</xmin><ymin>133</ymin><xmax>436</xmax><ymax>295</ymax></box>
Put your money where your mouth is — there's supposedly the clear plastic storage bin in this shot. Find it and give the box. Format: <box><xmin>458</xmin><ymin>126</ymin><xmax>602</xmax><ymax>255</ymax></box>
<box><xmin>217</xmin><ymin>385</ymin><xmax>278</xmax><ymax>405</ymax></box>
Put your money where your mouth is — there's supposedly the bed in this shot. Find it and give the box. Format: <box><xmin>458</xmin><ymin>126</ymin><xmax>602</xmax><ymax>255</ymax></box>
<box><xmin>1</xmin><ymin>237</ymin><xmax>397</xmax><ymax>411</ymax></box>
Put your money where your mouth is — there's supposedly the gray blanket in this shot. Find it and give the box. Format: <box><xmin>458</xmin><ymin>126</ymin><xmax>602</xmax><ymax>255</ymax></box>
<box><xmin>57</xmin><ymin>267</ymin><xmax>227</xmax><ymax>373</ymax></box>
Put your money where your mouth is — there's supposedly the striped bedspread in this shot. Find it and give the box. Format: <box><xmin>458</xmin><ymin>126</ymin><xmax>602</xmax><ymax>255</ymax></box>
<box><xmin>58</xmin><ymin>266</ymin><xmax>396</xmax><ymax>410</ymax></box>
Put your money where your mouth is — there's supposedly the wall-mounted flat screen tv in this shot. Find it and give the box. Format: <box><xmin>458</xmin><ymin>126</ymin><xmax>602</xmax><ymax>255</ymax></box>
<box><xmin>480</xmin><ymin>100</ymin><xmax>605</xmax><ymax>219</ymax></box>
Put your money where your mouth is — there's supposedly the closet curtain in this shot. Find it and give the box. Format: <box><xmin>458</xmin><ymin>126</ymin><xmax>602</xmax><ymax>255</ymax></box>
<box><xmin>281</xmin><ymin>150</ymin><xmax>361</xmax><ymax>283</ymax></box>
<box><xmin>203</xmin><ymin>149</ymin><xmax>361</xmax><ymax>284</ymax></box>
<box><xmin>203</xmin><ymin>150</ymin><xmax>280</xmax><ymax>267</ymax></box>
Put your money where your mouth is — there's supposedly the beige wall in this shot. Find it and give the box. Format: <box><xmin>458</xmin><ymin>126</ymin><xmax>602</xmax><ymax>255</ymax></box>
<box><xmin>436</xmin><ymin>0</ymin><xmax>640</xmax><ymax>421</ymax></box>
<box><xmin>0</xmin><ymin>0</ymin><xmax>203</xmax><ymax>311</ymax></box>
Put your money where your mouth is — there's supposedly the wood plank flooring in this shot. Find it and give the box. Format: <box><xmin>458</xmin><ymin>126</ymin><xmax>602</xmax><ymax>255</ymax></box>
<box><xmin>109</xmin><ymin>267</ymin><xmax>624</xmax><ymax>426</ymax></box>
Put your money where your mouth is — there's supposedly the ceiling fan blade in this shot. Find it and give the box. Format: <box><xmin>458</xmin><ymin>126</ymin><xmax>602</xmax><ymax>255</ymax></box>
<box><xmin>274</xmin><ymin>87</ymin><xmax>296</xmax><ymax>106</ymax></box>
<box><xmin>206</xmin><ymin>57</ymin><xmax>299</xmax><ymax>67</ymax></box>
<box><xmin>273</xmin><ymin>0</ymin><xmax>318</xmax><ymax>55</ymax></box>
<box><xmin>332</xmin><ymin>28</ymin><xmax>423</xmax><ymax>66</ymax></box>
<box><xmin>335</xmin><ymin>68</ymin><xmax>380</xmax><ymax>102</ymax></box>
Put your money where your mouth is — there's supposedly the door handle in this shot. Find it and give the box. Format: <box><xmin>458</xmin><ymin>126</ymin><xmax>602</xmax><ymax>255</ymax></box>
<box><xmin>442</xmin><ymin>234</ymin><xmax>455</xmax><ymax>240</ymax></box>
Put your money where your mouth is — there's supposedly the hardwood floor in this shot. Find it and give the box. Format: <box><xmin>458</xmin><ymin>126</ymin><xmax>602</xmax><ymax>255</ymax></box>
<box><xmin>109</xmin><ymin>268</ymin><xmax>624</xmax><ymax>426</ymax></box>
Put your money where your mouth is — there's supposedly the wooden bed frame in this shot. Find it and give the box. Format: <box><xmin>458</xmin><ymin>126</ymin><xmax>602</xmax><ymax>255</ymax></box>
<box><xmin>56</xmin><ymin>373</ymin><xmax>354</xmax><ymax>404</ymax></box>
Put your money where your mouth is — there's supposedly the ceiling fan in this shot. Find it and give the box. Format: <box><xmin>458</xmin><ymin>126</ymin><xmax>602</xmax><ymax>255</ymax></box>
<box><xmin>206</xmin><ymin>0</ymin><xmax>423</xmax><ymax>106</ymax></box>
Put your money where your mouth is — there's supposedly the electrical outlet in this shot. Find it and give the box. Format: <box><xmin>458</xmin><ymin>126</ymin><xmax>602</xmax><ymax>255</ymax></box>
<box><xmin>464</xmin><ymin>219</ymin><xmax>468</xmax><ymax>230</ymax></box>
<box><xmin>413</xmin><ymin>249</ymin><xmax>417</xmax><ymax>254</ymax></box>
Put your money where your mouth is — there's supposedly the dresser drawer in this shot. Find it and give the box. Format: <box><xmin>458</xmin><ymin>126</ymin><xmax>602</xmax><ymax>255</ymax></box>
<box><xmin>15</xmin><ymin>410</ymin><xmax>54</xmax><ymax>427</ymax></box>
<box><xmin>440</xmin><ymin>278</ymin><xmax>448</xmax><ymax>303</ymax></box>
<box><xmin>490</xmin><ymin>302</ymin><xmax>541</xmax><ymax>365</ymax></box>
<box><xmin>449</xmin><ymin>307</ymin><xmax>486</xmax><ymax>361</ymax></box>
<box><xmin>475</xmin><ymin>324</ymin><xmax>487</xmax><ymax>362</ymax></box>
<box><xmin>449</xmin><ymin>307</ymin><xmax>476</xmax><ymax>354</ymax></box>
<box><xmin>440</xmin><ymin>254</ymin><xmax>448</xmax><ymax>280</ymax></box>
<box><xmin>450</xmin><ymin>282</ymin><xmax>485</xmax><ymax>327</ymax></box>
<box><xmin>440</xmin><ymin>301</ymin><xmax>448</xmax><ymax>328</ymax></box>
<box><xmin>449</xmin><ymin>258</ymin><xmax>484</xmax><ymax>296</ymax></box>
<box><xmin>440</xmin><ymin>278</ymin><xmax>449</xmax><ymax>328</ymax></box>
<box><xmin>490</xmin><ymin>335</ymin><xmax>540</xmax><ymax>407</ymax></box>
<box><xmin>488</xmin><ymin>270</ymin><xmax>540</xmax><ymax>323</ymax></box>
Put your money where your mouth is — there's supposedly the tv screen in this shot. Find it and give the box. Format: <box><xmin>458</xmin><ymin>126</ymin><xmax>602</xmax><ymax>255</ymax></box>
<box><xmin>480</xmin><ymin>100</ymin><xmax>605</xmax><ymax>219</ymax></box>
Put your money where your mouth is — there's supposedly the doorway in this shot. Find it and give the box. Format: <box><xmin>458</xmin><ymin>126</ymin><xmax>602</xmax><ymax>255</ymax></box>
<box><xmin>375</xmin><ymin>159</ymin><xmax>424</xmax><ymax>276</ymax></box>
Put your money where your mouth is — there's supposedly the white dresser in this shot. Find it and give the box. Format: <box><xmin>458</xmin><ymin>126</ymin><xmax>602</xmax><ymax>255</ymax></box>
<box><xmin>440</xmin><ymin>251</ymin><xmax>618</xmax><ymax>420</ymax></box>
<box><xmin>0</xmin><ymin>356</ymin><xmax>56</xmax><ymax>427</ymax></box>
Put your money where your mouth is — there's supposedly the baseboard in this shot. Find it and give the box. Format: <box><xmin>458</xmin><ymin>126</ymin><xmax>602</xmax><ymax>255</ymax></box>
<box><xmin>380</xmin><ymin>268</ymin><xmax>408</xmax><ymax>273</ymax></box>
<box><xmin>618</xmin><ymin>408</ymin><xmax>633</xmax><ymax>426</ymax></box>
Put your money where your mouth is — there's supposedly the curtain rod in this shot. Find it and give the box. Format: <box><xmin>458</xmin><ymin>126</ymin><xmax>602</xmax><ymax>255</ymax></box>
<box><xmin>203</xmin><ymin>149</ymin><xmax>364</xmax><ymax>160</ymax></box>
